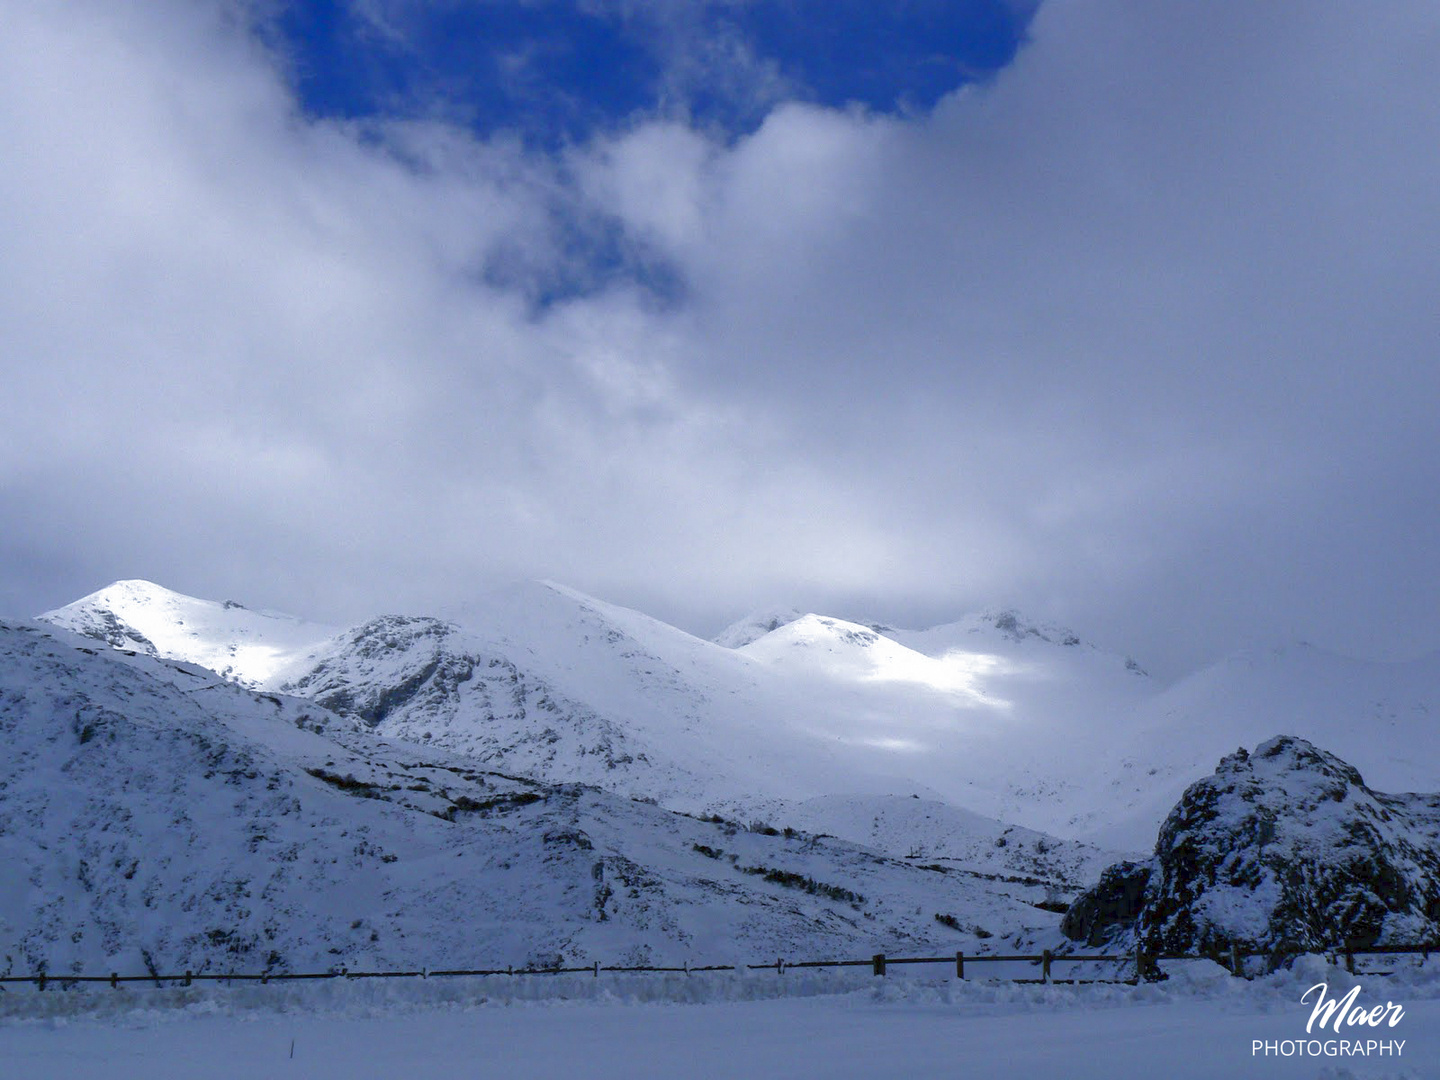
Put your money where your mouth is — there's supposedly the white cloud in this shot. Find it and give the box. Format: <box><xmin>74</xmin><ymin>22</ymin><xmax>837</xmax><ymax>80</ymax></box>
<box><xmin>3</xmin><ymin>0</ymin><xmax>1439</xmax><ymax>677</ymax></box>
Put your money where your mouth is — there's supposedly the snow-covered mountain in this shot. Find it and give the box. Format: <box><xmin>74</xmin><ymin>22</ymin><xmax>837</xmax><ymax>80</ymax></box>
<box><xmin>40</xmin><ymin>581</ymin><xmax>1136</xmax><ymax>874</ymax></box>
<box><xmin>39</xmin><ymin>580</ymin><xmax>338</xmax><ymax>688</ymax></box>
<box><xmin>37</xmin><ymin>579</ymin><xmax>1440</xmax><ymax>865</ymax></box>
<box><xmin>22</xmin><ymin>578</ymin><xmax>1440</xmax><ymax>977</ymax></box>
<box><xmin>0</xmin><ymin>618</ymin><xmax>1066</xmax><ymax>976</ymax></box>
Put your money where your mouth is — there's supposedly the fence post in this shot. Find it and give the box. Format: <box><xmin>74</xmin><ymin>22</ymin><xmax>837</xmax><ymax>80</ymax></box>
<box><xmin>777</xmin><ymin>958</ymin><xmax>785</xmax><ymax>975</ymax></box>
<box><xmin>110</xmin><ymin>972</ymin><xmax>118</xmax><ymax>990</ymax></box>
<box><xmin>37</xmin><ymin>973</ymin><xmax>46</xmax><ymax>992</ymax></box>
<box><xmin>872</xmin><ymin>953</ymin><xmax>886</xmax><ymax>976</ymax></box>
<box><xmin>1134</xmin><ymin>943</ymin><xmax>1146</xmax><ymax>983</ymax></box>
<box><xmin>1041</xmin><ymin>950</ymin><xmax>1052</xmax><ymax>983</ymax></box>
<box><xmin>593</xmin><ymin>961</ymin><xmax>599</xmax><ymax>978</ymax></box>
<box><xmin>1230</xmin><ymin>943</ymin><xmax>1243</xmax><ymax>978</ymax></box>
<box><xmin>1344</xmin><ymin>946</ymin><xmax>1354</xmax><ymax>975</ymax></box>
<box><xmin>183</xmin><ymin>971</ymin><xmax>192</xmax><ymax>988</ymax></box>
<box><xmin>955</xmin><ymin>951</ymin><xmax>965</xmax><ymax>979</ymax></box>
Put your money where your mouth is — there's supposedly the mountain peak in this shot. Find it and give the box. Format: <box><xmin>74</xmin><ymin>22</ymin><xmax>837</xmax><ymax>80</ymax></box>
<box><xmin>68</xmin><ymin>578</ymin><xmax>186</xmax><ymax>607</ymax></box>
<box><xmin>712</xmin><ymin>607</ymin><xmax>806</xmax><ymax>649</ymax></box>
<box><xmin>38</xmin><ymin>580</ymin><xmax>338</xmax><ymax>688</ymax></box>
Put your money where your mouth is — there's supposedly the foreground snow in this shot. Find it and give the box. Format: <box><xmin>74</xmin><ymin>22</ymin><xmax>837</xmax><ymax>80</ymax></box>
<box><xmin>3</xmin><ymin>958</ymin><xmax>1436</xmax><ymax>1079</ymax></box>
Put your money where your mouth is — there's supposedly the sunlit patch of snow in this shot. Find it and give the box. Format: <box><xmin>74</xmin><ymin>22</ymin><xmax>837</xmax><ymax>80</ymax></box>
<box><xmin>838</xmin><ymin>735</ymin><xmax>926</xmax><ymax>753</ymax></box>
<box><xmin>39</xmin><ymin>580</ymin><xmax>338</xmax><ymax>688</ymax></box>
<box><xmin>861</xmin><ymin>645</ymin><xmax>1015</xmax><ymax>708</ymax></box>
<box><xmin>743</xmin><ymin>614</ymin><xmax>1015</xmax><ymax>709</ymax></box>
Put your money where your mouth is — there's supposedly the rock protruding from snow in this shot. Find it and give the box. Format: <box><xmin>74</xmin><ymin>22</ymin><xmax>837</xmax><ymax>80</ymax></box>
<box><xmin>1063</xmin><ymin>736</ymin><xmax>1440</xmax><ymax>955</ymax></box>
<box><xmin>279</xmin><ymin>615</ymin><xmax>477</xmax><ymax>728</ymax></box>
<box><xmin>978</xmin><ymin>609</ymin><xmax>1081</xmax><ymax>646</ymax></box>
<box><xmin>275</xmin><ymin>613</ymin><xmax>660</xmax><ymax>787</ymax></box>
<box><xmin>1059</xmin><ymin>862</ymin><xmax>1153</xmax><ymax>947</ymax></box>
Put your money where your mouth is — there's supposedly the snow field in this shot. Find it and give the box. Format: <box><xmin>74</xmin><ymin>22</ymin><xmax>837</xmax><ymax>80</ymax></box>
<box><xmin>3</xmin><ymin>957</ymin><xmax>1437</xmax><ymax>1079</ymax></box>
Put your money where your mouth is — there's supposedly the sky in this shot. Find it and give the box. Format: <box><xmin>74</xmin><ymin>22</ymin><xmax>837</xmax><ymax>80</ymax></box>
<box><xmin>2</xmin><ymin>0</ymin><xmax>1438</xmax><ymax>679</ymax></box>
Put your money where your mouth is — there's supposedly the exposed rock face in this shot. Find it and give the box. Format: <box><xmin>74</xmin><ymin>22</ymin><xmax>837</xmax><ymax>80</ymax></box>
<box><xmin>282</xmin><ymin>616</ymin><xmax>475</xmax><ymax>727</ymax></box>
<box><xmin>276</xmin><ymin>616</ymin><xmax>655</xmax><ymax>780</ymax></box>
<box><xmin>49</xmin><ymin>606</ymin><xmax>160</xmax><ymax>657</ymax></box>
<box><xmin>1060</xmin><ymin>861</ymin><xmax>1152</xmax><ymax>947</ymax></box>
<box><xmin>1063</xmin><ymin>736</ymin><xmax>1440</xmax><ymax>955</ymax></box>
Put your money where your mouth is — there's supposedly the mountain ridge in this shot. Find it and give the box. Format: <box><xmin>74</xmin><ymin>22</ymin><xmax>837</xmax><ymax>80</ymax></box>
<box><xmin>37</xmin><ymin>579</ymin><xmax>1440</xmax><ymax>858</ymax></box>
<box><xmin>0</xmin><ymin>618</ymin><xmax>1069</xmax><ymax>974</ymax></box>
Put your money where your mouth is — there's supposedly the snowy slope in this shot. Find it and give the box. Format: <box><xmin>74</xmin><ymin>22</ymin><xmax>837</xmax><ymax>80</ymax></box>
<box><xmin>0</xmin><ymin>620</ymin><xmax>1067</xmax><ymax>977</ymax></box>
<box><xmin>781</xmin><ymin>794</ymin><xmax>1116</xmax><ymax>889</ymax></box>
<box><xmin>260</xmin><ymin>584</ymin><xmax>1141</xmax><ymax>879</ymax></box>
<box><xmin>732</xmin><ymin>611</ymin><xmax>1154</xmax><ymax>835</ymax></box>
<box><xmin>450</xmin><ymin>587</ymin><xmax>1158</xmax><ymax>839</ymax></box>
<box><xmin>272</xmin><ymin>611</ymin><xmax>701</xmax><ymax>799</ymax></box>
<box><xmin>39</xmin><ymin>580</ymin><xmax>339</xmax><ymax>688</ymax></box>
<box><xmin>1078</xmin><ymin>643</ymin><xmax>1440</xmax><ymax>850</ymax></box>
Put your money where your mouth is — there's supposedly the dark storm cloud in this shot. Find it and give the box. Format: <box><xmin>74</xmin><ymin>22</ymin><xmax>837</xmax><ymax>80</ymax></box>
<box><xmin>1</xmin><ymin>0</ymin><xmax>1437</xmax><ymax>677</ymax></box>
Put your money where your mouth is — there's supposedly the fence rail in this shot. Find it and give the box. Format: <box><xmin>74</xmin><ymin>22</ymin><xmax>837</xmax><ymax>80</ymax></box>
<box><xmin>3</xmin><ymin>943</ymin><xmax>1435</xmax><ymax>992</ymax></box>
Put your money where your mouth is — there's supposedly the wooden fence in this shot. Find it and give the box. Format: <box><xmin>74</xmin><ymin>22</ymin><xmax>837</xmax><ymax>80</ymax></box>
<box><xmin>3</xmin><ymin>943</ymin><xmax>1435</xmax><ymax>992</ymax></box>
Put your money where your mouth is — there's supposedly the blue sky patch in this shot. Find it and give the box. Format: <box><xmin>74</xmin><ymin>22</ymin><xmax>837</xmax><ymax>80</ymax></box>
<box><xmin>272</xmin><ymin>0</ymin><xmax>1034</xmax><ymax>145</ymax></box>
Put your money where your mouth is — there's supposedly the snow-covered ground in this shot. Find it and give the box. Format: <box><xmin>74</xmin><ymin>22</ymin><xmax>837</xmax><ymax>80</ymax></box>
<box><xmin>3</xmin><ymin>957</ymin><xmax>1435</xmax><ymax>1079</ymax></box>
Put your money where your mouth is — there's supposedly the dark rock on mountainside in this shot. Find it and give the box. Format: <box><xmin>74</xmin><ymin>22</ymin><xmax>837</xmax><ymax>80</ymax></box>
<box><xmin>277</xmin><ymin>615</ymin><xmax>651</xmax><ymax>776</ymax></box>
<box><xmin>1063</xmin><ymin>736</ymin><xmax>1440</xmax><ymax>956</ymax></box>
<box><xmin>50</xmin><ymin>607</ymin><xmax>159</xmax><ymax>657</ymax></box>
<box><xmin>283</xmin><ymin>616</ymin><xmax>476</xmax><ymax>727</ymax></box>
<box><xmin>1060</xmin><ymin>861</ymin><xmax>1152</xmax><ymax>947</ymax></box>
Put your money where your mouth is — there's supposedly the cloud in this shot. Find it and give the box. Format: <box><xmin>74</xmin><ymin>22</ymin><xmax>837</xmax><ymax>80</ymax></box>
<box><xmin>2</xmin><ymin>0</ymin><xmax>1439</xmax><ymax>678</ymax></box>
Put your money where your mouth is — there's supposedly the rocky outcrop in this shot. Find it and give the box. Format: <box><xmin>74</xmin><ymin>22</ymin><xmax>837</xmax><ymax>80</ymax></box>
<box><xmin>282</xmin><ymin>616</ymin><xmax>474</xmax><ymax>727</ymax></box>
<box><xmin>277</xmin><ymin>616</ymin><xmax>654</xmax><ymax>779</ymax></box>
<box><xmin>1063</xmin><ymin>736</ymin><xmax>1440</xmax><ymax>956</ymax></box>
<box><xmin>1060</xmin><ymin>860</ymin><xmax>1152</xmax><ymax>947</ymax></box>
<box><xmin>48</xmin><ymin>607</ymin><xmax>159</xmax><ymax>656</ymax></box>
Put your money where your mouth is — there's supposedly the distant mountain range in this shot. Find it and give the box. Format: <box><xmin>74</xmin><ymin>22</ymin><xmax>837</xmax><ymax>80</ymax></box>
<box><xmin>8</xmin><ymin>577</ymin><xmax>1437</xmax><ymax>975</ymax></box>
<box><xmin>41</xmin><ymin>580</ymin><xmax>1440</xmax><ymax>849</ymax></box>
